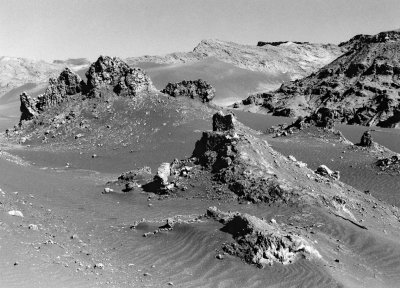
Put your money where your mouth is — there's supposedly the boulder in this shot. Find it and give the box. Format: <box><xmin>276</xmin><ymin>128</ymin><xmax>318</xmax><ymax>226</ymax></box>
<box><xmin>358</xmin><ymin>131</ymin><xmax>373</xmax><ymax>147</ymax></box>
<box><xmin>154</xmin><ymin>162</ymin><xmax>171</xmax><ymax>187</ymax></box>
<box><xmin>212</xmin><ymin>111</ymin><xmax>236</xmax><ymax>132</ymax></box>
<box><xmin>315</xmin><ymin>165</ymin><xmax>340</xmax><ymax>180</ymax></box>
<box><xmin>162</xmin><ymin>79</ymin><xmax>215</xmax><ymax>102</ymax></box>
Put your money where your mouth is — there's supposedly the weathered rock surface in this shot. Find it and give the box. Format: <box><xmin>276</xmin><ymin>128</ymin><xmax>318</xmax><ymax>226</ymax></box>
<box><xmin>162</xmin><ymin>79</ymin><xmax>215</xmax><ymax>102</ymax></box>
<box><xmin>207</xmin><ymin>207</ymin><xmax>321</xmax><ymax>267</ymax></box>
<box><xmin>85</xmin><ymin>56</ymin><xmax>154</xmax><ymax>98</ymax></box>
<box><xmin>237</xmin><ymin>29</ymin><xmax>400</xmax><ymax>128</ymax></box>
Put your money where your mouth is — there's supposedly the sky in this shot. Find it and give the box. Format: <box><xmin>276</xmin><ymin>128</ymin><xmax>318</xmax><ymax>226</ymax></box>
<box><xmin>0</xmin><ymin>0</ymin><xmax>399</xmax><ymax>61</ymax></box>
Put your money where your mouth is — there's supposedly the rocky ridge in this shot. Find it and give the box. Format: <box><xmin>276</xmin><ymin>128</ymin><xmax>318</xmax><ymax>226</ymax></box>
<box><xmin>236</xmin><ymin>29</ymin><xmax>400</xmax><ymax>128</ymax></box>
<box><xmin>127</xmin><ymin>39</ymin><xmax>344</xmax><ymax>81</ymax></box>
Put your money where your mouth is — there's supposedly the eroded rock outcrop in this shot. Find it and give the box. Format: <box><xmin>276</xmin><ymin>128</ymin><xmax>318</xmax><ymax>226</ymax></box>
<box><xmin>86</xmin><ymin>56</ymin><xmax>154</xmax><ymax>98</ymax></box>
<box><xmin>162</xmin><ymin>79</ymin><xmax>215</xmax><ymax>102</ymax></box>
<box><xmin>19</xmin><ymin>68</ymin><xmax>83</xmax><ymax>123</ymax></box>
<box><xmin>20</xmin><ymin>92</ymin><xmax>38</xmax><ymax>122</ymax></box>
<box><xmin>237</xmin><ymin>29</ymin><xmax>400</xmax><ymax>128</ymax></box>
<box><xmin>18</xmin><ymin>57</ymin><xmax>155</xmax><ymax>125</ymax></box>
<box><xmin>192</xmin><ymin>112</ymin><xmax>296</xmax><ymax>203</ymax></box>
<box><xmin>207</xmin><ymin>207</ymin><xmax>321</xmax><ymax>267</ymax></box>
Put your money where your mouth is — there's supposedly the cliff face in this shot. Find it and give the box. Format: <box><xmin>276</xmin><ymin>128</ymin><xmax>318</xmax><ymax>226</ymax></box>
<box><xmin>238</xmin><ymin>29</ymin><xmax>400</xmax><ymax>128</ymax></box>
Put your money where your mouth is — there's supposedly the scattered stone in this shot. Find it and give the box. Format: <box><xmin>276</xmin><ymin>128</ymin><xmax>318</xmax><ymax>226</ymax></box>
<box><xmin>28</xmin><ymin>224</ymin><xmax>39</xmax><ymax>230</ymax></box>
<box><xmin>8</xmin><ymin>210</ymin><xmax>24</xmax><ymax>217</ymax></box>
<box><xmin>103</xmin><ymin>187</ymin><xmax>113</xmax><ymax>194</ymax></box>
<box><xmin>94</xmin><ymin>263</ymin><xmax>104</xmax><ymax>269</ymax></box>
<box><xmin>216</xmin><ymin>254</ymin><xmax>224</xmax><ymax>260</ymax></box>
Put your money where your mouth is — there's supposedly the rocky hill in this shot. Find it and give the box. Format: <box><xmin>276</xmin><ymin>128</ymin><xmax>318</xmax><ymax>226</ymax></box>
<box><xmin>7</xmin><ymin>56</ymin><xmax>216</xmax><ymax>158</ymax></box>
<box><xmin>127</xmin><ymin>39</ymin><xmax>344</xmax><ymax>81</ymax></box>
<box><xmin>236</xmin><ymin>29</ymin><xmax>400</xmax><ymax>128</ymax></box>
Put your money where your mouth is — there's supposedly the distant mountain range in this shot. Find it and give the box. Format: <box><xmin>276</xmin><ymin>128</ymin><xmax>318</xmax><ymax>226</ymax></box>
<box><xmin>127</xmin><ymin>39</ymin><xmax>343</xmax><ymax>80</ymax></box>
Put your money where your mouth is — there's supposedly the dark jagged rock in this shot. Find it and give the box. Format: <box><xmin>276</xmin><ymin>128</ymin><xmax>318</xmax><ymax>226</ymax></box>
<box><xmin>36</xmin><ymin>67</ymin><xmax>83</xmax><ymax>111</ymax></box>
<box><xmin>19</xmin><ymin>68</ymin><xmax>83</xmax><ymax>124</ymax></box>
<box><xmin>212</xmin><ymin>111</ymin><xmax>236</xmax><ymax>131</ymax></box>
<box><xmin>240</xmin><ymin>29</ymin><xmax>400</xmax><ymax>128</ymax></box>
<box><xmin>85</xmin><ymin>56</ymin><xmax>154</xmax><ymax>98</ymax></box>
<box><xmin>207</xmin><ymin>207</ymin><xmax>321</xmax><ymax>267</ymax></box>
<box><xmin>20</xmin><ymin>92</ymin><xmax>39</xmax><ymax>122</ymax></box>
<box><xmin>161</xmin><ymin>79</ymin><xmax>215</xmax><ymax>102</ymax></box>
<box><xmin>358</xmin><ymin>131</ymin><xmax>373</xmax><ymax>147</ymax></box>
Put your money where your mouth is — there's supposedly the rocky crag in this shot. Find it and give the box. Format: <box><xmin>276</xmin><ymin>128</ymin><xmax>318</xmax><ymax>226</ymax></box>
<box><xmin>127</xmin><ymin>39</ymin><xmax>344</xmax><ymax>81</ymax></box>
<box><xmin>18</xmin><ymin>56</ymin><xmax>155</xmax><ymax>124</ymax></box>
<box><xmin>162</xmin><ymin>79</ymin><xmax>215</xmax><ymax>102</ymax></box>
<box><xmin>236</xmin><ymin>29</ymin><xmax>400</xmax><ymax>128</ymax></box>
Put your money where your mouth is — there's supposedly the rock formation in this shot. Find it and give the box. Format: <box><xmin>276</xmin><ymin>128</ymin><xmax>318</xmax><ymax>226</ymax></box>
<box><xmin>20</xmin><ymin>92</ymin><xmax>39</xmax><ymax>122</ymax></box>
<box><xmin>238</xmin><ymin>29</ymin><xmax>400</xmax><ymax>128</ymax></box>
<box><xmin>18</xmin><ymin>56</ymin><xmax>155</xmax><ymax>124</ymax></box>
<box><xmin>207</xmin><ymin>207</ymin><xmax>321</xmax><ymax>267</ymax></box>
<box><xmin>212</xmin><ymin>111</ymin><xmax>236</xmax><ymax>131</ymax></box>
<box><xmin>358</xmin><ymin>131</ymin><xmax>374</xmax><ymax>147</ymax></box>
<box><xmin>192</xmin><ymin>112</ymin><xmax>296</xmax><ymax>203</ymax></box>
<box><xmin>161</xmin><ymin>79</ymin><xmax>215</xmax><ymax>102</ymax></box>
<box><xmin>19</xmin><ymin>68</ymin><xmax>83</xmax><ymax>123</ymax></box>
<box><xmin>85</xmin><ymin>56</ymin><xmax>154</xmax><ymax>98</ymax></box>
